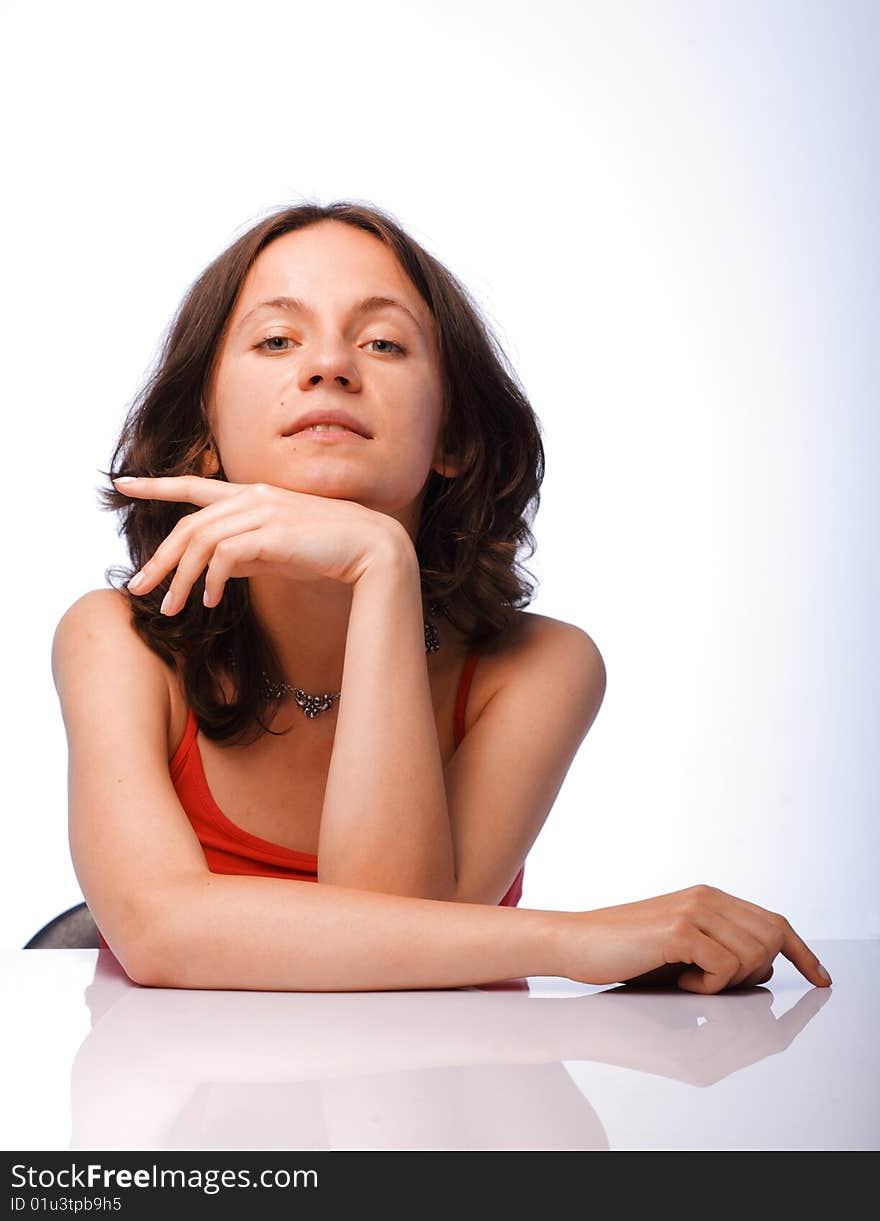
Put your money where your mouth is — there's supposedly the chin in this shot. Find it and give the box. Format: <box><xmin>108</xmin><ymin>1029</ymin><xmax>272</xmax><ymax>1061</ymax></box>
<box><xmin>280</xmin><ymin>472</ymin><xmax>372</xmax><ymax>500</ymax></box>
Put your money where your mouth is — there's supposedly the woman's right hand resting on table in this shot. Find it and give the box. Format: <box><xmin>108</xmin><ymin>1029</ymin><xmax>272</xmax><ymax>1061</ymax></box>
<box><xmin>557</xmin><ymin>883</ymin><xmax>831</xmax><ymax>993</ymax></box>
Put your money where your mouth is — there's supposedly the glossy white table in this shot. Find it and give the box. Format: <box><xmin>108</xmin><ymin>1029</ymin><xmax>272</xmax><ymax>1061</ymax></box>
<box><xmin>1</xmin><ymin>942</ymin><xmax>877</xmax><ymax>1151</ymax></box>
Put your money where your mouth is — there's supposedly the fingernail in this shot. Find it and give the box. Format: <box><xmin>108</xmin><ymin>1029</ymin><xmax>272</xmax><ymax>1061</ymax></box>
<box><xmin>818</xmin><ymin>964</ymin><xmax>832</xmax><ymax>984</ymax></box>
<box><xmin>115</xmin><ymin>476</ymin><xmax>137</xmax><ymax>484</ymax></box>
<box><xmin>160</xmin><ymin>591</ymin><xmax>174</xmax><ymax>615</ymax></box>
<box><xmin>127</xmin><ymin>572</ymin><xmax>146</xmax><ymax>591</ymax></box>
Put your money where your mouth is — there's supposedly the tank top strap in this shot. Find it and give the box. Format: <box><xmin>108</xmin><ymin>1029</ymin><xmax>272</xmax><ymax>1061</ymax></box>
<box><xmin>169</xmin><ymin>703</ymin><xmax>199</xmax><ymax>780</ymax></box>
<box><xmin>453</xmin><ymin>650</ymin><xmax>480</xmax><ymax>749</ymax></box>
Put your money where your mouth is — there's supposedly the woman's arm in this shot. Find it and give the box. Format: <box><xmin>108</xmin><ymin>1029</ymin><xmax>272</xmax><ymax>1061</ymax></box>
<box><xmin>53</xmin><ymin>587</ymin><xmax>563</xmax><ymax>992</ymax></box>
<box><xmin>57</xmin><ymin>592</ymin><xmax>826</xmax><ymax>996</ymax></box>
<box><xmin>139</xmin><ymin>873</ymin><xmax>563</xmax><ymax>991</ymax></box>
<box><xmin>317</xmin><ymin>531</ymin><xmax>457</xmax><ymax>899</ymax></box>
<box><xmin>137</xmin><ymin>878</ymin><xmax>829</xmax><ymax>995</ymax></box>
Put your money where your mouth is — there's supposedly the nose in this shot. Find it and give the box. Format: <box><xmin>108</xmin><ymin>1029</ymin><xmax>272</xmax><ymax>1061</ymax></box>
<box><xmin>309</xmin><ymin>372</ymin><xmax>349</xmax><ymax>386</ymax></box>
<box><xmin>298</xmin><ymin>341</ymin><xmax>361</xmax><ymax>392</ymax></box>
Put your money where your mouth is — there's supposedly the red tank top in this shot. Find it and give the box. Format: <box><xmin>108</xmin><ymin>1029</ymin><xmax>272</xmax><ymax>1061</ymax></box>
<box><xmin>97</xmin><ymin>650</ymin><xmax>525</xmax><ymax>951</ymax></box>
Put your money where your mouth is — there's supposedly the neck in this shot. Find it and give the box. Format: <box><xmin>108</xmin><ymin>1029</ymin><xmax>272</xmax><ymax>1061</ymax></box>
<box><xmin>247</xmin><ymin>573</ymin><xmax>359</xmax><ymax>696</ymax></box>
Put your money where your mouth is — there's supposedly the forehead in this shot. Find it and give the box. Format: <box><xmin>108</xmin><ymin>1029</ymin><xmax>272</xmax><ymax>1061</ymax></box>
<box><xmin>236</xmin><ymin>222</ymin><xmax>426</xmax><ymax>320</ymax></box>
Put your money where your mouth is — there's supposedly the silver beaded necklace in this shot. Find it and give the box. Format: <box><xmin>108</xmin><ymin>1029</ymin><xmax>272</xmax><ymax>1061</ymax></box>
<box><xmin>230</xmin><ymin>600</ymin><xmax>448</xmax><ymax>719</ymax></box>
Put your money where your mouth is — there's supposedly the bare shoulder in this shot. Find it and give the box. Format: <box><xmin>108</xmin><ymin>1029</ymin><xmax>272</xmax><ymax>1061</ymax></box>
<box><xmin>54</xmin><ymin>585</ymin><xmax>135</xmax><ymax>630</ymax></box>
<box><xmin>52</xmin><ymin>587</ymin><xmax>174</xmax><ymax>727</ymax></box>
<box><xmin>53</xmin><ymin>586</ymin><xmax>147</xmax><ymax>651</ymax></box>
<box><xmin>486</xmin><ymin>610</ymin><xmax>605</xmax><ymax>674</ymax></box>
<box><xmin>472</xmin><ymin>610</ymin><xmax>606</xmax><ymax>724</ymax></box>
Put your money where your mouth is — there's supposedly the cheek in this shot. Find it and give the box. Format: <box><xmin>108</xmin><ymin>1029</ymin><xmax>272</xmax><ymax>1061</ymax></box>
<box><xmin>383</xmin><ymin>419</ymin><xmax>438</xmax><ymax>466</ymax></box>
<box><xmin>218</xmin><ymin>355</ymin><xmax>284</xmax><ymax>400</ymax></box>
<box><xmin>404</xmin><ymin>382</ymin><xmax>444</xmax><ymax>438</ymax></box>
<box><xmin>213</xmin><ymin>373</ymin><xmax>274</xmax><ymax>428</ymax></box>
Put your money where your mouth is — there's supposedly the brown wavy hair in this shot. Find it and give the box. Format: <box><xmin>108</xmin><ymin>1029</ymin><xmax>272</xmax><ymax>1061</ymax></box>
<box><xmin>97</xmin><ymin>199</ymin><xmax>545</xmax><ymax>745</ymax></box>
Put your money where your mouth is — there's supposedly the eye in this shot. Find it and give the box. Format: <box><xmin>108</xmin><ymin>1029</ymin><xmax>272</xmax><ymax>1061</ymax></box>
<box><xmin>364</xmin><ymin>338</ymin><xmax>407</xmax><ymax>356</ymax></box>
<box><xmin>254</xmin><ymin>336</ymin><xmax>407</xmax><ymax>356</ymax></box>
<box><xmin>255</xmin><ymin>336</ymin><xmax>296</xmax><ymax>353</ymax></box>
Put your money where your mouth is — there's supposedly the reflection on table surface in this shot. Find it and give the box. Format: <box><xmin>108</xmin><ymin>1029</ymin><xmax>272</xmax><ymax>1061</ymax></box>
<box><xmin>1</xmin><ymin>941</ymin><xmax>877</xmax><ymax>1151</ymax></box>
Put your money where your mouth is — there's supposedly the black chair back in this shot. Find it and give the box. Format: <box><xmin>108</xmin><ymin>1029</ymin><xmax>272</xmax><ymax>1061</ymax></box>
<box><xmin>24</xmin><ymin>902</ymin><xmax>100</xmax><ymax>949</ymax></box>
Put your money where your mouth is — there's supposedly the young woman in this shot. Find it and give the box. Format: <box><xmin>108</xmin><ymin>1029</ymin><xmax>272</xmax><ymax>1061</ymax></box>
<box><xmin>51</xmin><ymin>201</ymin><xmax>831</xmax><ymax>994</ymax></box>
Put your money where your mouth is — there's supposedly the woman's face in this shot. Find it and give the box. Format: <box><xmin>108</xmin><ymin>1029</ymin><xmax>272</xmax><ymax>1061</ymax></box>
<box><xmin>206</xmin><ymin>220</ymin><xmax>451</xmax><ymax>535</ymax></box>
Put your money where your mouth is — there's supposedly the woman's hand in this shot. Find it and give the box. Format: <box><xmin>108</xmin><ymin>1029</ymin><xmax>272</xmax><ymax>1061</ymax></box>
<box><xmin>113</xmin><ymin>476</ymin><xmax>408</xmax><ymax>612</ymax></box>
<box><xmin>554</xmin><ymin>884</ymin><xmax>832</xmax><ymax>994</ymax></box>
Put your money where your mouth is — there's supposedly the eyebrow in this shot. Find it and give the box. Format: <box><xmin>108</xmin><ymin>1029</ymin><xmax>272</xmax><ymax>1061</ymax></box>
<box><xmin>234</xmin><ymin>294</ymin><xmax>426</xmax><ymax>338</ymax></box>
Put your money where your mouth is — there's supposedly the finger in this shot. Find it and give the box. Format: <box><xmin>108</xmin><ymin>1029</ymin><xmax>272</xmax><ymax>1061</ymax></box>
<box><xmin>691</xmin><ymin>900</ymin><xmax>782</xmax><ymax>988</ymax></box>
<box><xmin>113</xmin><ymin>474</ymin><xmax>240</xmax><ymax>507</ymax></box>
<box><xmin>676</xmin><ymin>912</ymin><xmax>768</xmax><ymax>992</ymax></box>
<box><xmin>740</xmin><ymin>964</ymin><xmax>775</xmax><ymax>988</ymax></box>
<box><xmin>157</xmin><ymin>510</ymin><xmax>267</xmax><ymax>615</ymax></box>
<box><xmin>706</xmin><ymin>888</ymin><xmax>831</xmax><ymax>988</ymax></box>
<box><xmin>203</xmin><ymin>528</ymin><xmax>269</xmax><ymax>607</ymax></box>
<box><xmin>775</xmin><ymin>916</ymin><xmax>831</xmax><ymax>987</ymax></box>
<box><xmin>128</xmin><ymin>501</ymin><xmax>264</xmax><ymax>599</ymax></box>
<box><xmin>673</xmin><ymin>926</ymin><xmax>740</xmax><ymax>995</ymax></box>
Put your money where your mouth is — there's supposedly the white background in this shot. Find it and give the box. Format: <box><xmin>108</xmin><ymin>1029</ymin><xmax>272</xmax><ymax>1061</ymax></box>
<box><xmin>1</xmin><ymin>0</ymin><xmax>876</xmax><ymax>948</ymax></box>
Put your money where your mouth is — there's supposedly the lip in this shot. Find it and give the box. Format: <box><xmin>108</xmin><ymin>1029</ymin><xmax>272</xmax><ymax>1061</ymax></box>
<box><xmin>283</xmin><ymin>408</ymin><xmax>372</xmax><ymax>438</ymax></box>
<box><xmin>290</xmin><ymin>427</ymin><xmax>368</xmax><ymax>443</ymax></box>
